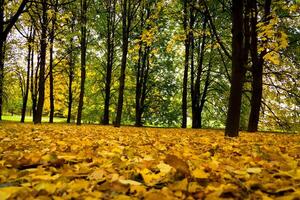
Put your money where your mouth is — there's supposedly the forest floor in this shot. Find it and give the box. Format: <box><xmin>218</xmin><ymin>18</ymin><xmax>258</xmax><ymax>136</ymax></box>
<box><xmin>0</xmin><ymin>122</ymin><xmax>299</xmax><ymax>200</ymax></box>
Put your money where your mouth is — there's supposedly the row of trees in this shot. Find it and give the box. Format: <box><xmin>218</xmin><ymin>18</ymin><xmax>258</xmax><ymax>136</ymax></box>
<box><xmin>1</xmin><ymin>0</ymin><xmax>299</xmax><ymax>136</ymax></box>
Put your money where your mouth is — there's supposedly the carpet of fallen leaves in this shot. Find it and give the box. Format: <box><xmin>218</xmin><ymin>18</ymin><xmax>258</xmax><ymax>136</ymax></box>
<box><xmin>0</xmin><ymin>122</ymin><xmax>300</xmax><ymax>200</ymax></box>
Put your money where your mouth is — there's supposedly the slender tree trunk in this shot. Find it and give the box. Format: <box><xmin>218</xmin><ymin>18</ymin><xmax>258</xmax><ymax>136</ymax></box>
<box><xmin>135</xmin><ymin>5</ymin><xmax>145</xmax><ymax>127</ymax></box>
<box><xmin>135</xmin><ymin>44</ymin><xmax>143</xmax><ymax>126</ymax></box>
<box><xmin>49</xmin><ymin>0</ymin><xmax>58</xmax><ymax>123</ymax></box>
<box><xmin>77</xmin><ymin>0</ymin><xmax>87</xmax><ymax>125</ymax></box>
<box><xmin>34</xmin><ymin>0</ymin><xmax>48</xmax><ymax>124</ymax></box>
<box><xmin>0</xmin><ymin>0</ymin><xmax>4</xmax><ymax>120</ymax></box>
<box><xmin>225</xmin><ymin>0</ymin><xmax>245</xmax><ymax>137</ymax></box>
<box><xmin>248</xmin><ymin>0</ymin><xmax>271</xmax><ymax>132</ymax></box>
<box><xmin>21</xmin><ymin>27</ymin><xmax>33</xmax><ymax>123</ymax></box>
<box><xmin>193</xmin><ymin>15</ymin><xmax>207</xmax><ymax>128</ymax></box>
<box><xmin>67</xmin><ymin>62</ymin><xmax>74</xmax><ymax>123</ymax></box>
<box><xmin>139</xmin><ymin>50</ymin><xmax>150</xmax><ymax>125</ymax></box>
<box><xmin>30</xmin><ymin>30</ymin><xmax>36</xmax><ymax>122</ymax></box>
<box><xmin>103</xmin><ymin>0</ymin><xmax>116</xmax><ymax>125</ymax></box>
<box><xmin>0</xmin><ymin>39</ymin><xmax>4</xmax><ymax>121</ymax></box>
<box><xmin>198</xmin><ymin>59</ymin><xmax>212</xmax><ymax>128</ymax></box>
<box><xmin>67</xmin><ymin>35</ymin><xmax>74</xmax><ymax>123</ymax></box>
<box><xmin>181</xmin><ymin>0</ymin><xmax>189</xmax><ymax>128</ymax></box>
<box><xmin>49</xmin><ymin>25</ymin><xmax>55</xmax><ymax>123</ymax></box>
<box><xmin>135</xmin><ymin>45</ymin><xmax>150</xmax><ymax>127</ymax></box>
<box><xmin>189</xmin><ymin>6</ymin><xmax>197</xmax><ymax>128</ymax></box>
<box><xmin>115</xmin><ymin>0</ymin><xmax>130</xmax><ymax>127</ymax></box>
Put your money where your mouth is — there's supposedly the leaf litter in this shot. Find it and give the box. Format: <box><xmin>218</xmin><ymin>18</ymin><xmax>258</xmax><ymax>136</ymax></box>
<box><xmin>0</xmin><ymin>122</ymin><xmax>299</xmax><ymax>199</ymax></box>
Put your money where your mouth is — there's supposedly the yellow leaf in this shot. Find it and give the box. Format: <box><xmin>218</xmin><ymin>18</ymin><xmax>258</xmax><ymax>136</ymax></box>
<box><xmin>119</xmin><ymin>179</ymin><xmax>142</xmax><ymax>186</ymax></box>
<box><xmin>157</xmin><ymin>162</ymin><xmax>173</xmax><ymax>174</ymax></box>
<box><xmin>0</xmin><ymin>187</ymin><xmax>21</xmax><ymax>200</ymax></box>
<box><xmin>35</xmin><ymin>182</ymin><xmax>57</xmax><ymax>194</ymax></box>
<box><xmin>246</xmin><ymin>167</ymin><xmax>262</xmax><ymax>174</ymax></box>
<box><xmin>169</xmin><ymin>178</ymin><xmax>188</xmax><ymax>191</ymax></box>
<box><xmin>192</xmin><ymin>168</ymin><xmax>209</xmax><ymax>179</ymax></box>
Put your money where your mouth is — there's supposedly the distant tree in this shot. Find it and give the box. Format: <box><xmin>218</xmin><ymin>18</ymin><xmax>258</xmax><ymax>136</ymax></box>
<box><xmin>102</xmin><ymin>0</ymin><xmax>117</xmax><ymax>125</ymax></box>
<box><xmin>115</xmin><ymin>0</ymin><xmax>140</xmax><ymax>127</ymax></box>
<box><xmin>34</xmin><ymin>0</ymin><xmax>49</xmax><ymax>124</ymax></box>
<box><xmin>181</xmin><ymin>0</ymin><xmax>189</xmax><ymax>128</ymax></box>
<box><xmin>0</xmin><ymin>0</ymin><xmax>29</xmax><ymax>120</ymax></box>
<box><xmin>77</xmin><ymin>0</ymin><xmax>88</xmax><ymax>125</ymax></box>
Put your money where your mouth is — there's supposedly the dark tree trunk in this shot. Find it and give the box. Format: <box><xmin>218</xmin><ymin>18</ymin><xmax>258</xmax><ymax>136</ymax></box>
<box><xmin>135</xmin><ymin>5</ymin><xmax>151</xmax><ymax>127</ymax></box>
<box><xmin>34</xmin><ymin>0</ymin><xmax>48</xmax><ymax>124</ymax></box>
<box><xmin>192</xmin><ymin>14</ymin><xmax>207</xmax><ymax>129</ymax></box>
<box><xmin>32</xmin><ymin>51</ymin><xmax>38</xmax><ymax>122</ymax></box>
<box><xmin>190</xmin><ymin>5</ymin><xmax>196</xmax><ymax>128</ymax></box>
<box><xmin>67</xmin><ymin>32</ymin><xmax>75</xmax><ymax>123</ymax></box>
<box><xmin>30</xmin><ymin>30</ymin><xmax>36</xmax><ymax>122</ymax></box>
<box><xmin>21</xmin><ymin>26</ymin><xmax>34</xmax><ymax>123</ymax></box>
<box><xmin>135</xmin><ymin>46</ymin><xmax>150</xmax><ymax>127</ymax></box>
<box><xmin>198</xmin><ymin>59</ymin><xmax>212</xmax><ymax>128</ymax></box>
<box><xmin>248</xmin><ymin>0</ymin><xmax>272</xmax><ymax>132</ymax></box>
<box><xmin>102</xmin><ymin>0</ymin><xmax>116</xmax><ymax>125</ymax></box>
<box><xmin>0</xmin><ymin>0</ymin><xmax>4</xmax><ymax>120</ymax></box>
<box><xmin>225</xmin><ymin>0</ymin><xmax>245</xmax><ymax>137</ymax></box>
<box><xmin>181</xmin><ymin>0</ymin><xmax>189</xmax><ymax>128</ymax></box>
<box><xmin>49</xmin><ymin>0</ymin><xmax>58</xmax><ymax>123</ymax></box>
<box><xmin>115</xmin><ymin>0</ymin><xmax>132</xmax><ymax>127</ymax></box>
<box><xmin>135</xmin><ymin>41</ymin><xmax>143</xmax><ymax>127</ymax></box>
<box><xmin>0</xmin><ymin>40</ymin><xmax>3</xmax><ymax>121</ymax></box>
<box><xmin>67</xmin><ymin>63</ymin><xmax>74</xmax><ymax>123</ymax></box>
<box><xmin>49</xmin><ymin>24</ymin><xmax>55</xmax><ymax>123</ymax></box>
<box><xmin>77</xmin><ymin>0</ymin><xmax>87</xmax><ymax>125</ymax></box>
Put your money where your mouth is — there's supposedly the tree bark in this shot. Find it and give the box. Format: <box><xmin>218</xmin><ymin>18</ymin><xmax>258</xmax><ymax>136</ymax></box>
<box><xmin>49</xmin><ymin>0</ymin><xmax>58</xmax><ymax>123</ymax></box>
<box><xmin>67</xmin><ymin>37</ymin><xmax>74</xmax><ymax>123</ymax></box>
<box><xmin>181</xmin><ymin>0</ymin><xmax>189</xmax><ymax>128</ymax></box>
<box><xmin>115</xmin><ymin>0</ymin><xmax>131</xmax><ymax>127</ymax></box>
<box><xmin>21</xmin><ymin>26</ymin><xmax>34</xmax><ymax>123</ymax></box>
<box><xmin>248</xmin><ymin>0</ymin><xmax>272</xmax><ymax>132</ymax></box>
<box><xmin>225</xmin><ymin>0</ymin><xmax>245</xmax><ymax>137</ymax></box>
<box><xmin>102</xmin><ymin>0</ymin><xmax>116</xmax><ymax>125</ymax></box>
<box><xmin>192</xmin><ymin>14</ymin><xmax>207</xmax><ymax>129</ymax></box>
<box><xmin>77</xmin><ymin>0</ymin><xmax>87</xmax><ymax>125</ymax></box>
<box><xmin>34</xmin><ymin>0</ymin><xmax>48</xmax><ymax>124</ymax></box>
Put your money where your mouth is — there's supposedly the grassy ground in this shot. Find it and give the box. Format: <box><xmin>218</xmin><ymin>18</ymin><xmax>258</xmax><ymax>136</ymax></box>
<box><xmin>0</xmin><ymin>122</ymin><xmax>299</xmax><ymax>199</ymax></box>
<box><xmin>2</xmin><ymin>115</ymin><xmax>66</xmax><ymax>123</ymax></box>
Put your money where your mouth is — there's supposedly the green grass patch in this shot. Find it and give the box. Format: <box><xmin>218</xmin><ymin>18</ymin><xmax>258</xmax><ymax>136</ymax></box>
<box><xmin>2</xmin><ymin>115</ymin><xmax>66</xmax><ymax>123</ymax></box>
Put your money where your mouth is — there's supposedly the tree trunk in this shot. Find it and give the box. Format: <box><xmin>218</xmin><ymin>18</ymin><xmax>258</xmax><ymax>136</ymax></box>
<box><xmin>49</xmin><ymin>25</ymin><xmax>55</xmax><ymax>123</ymax></box>
<box><xmin>34</xmin><ymin>0</ymin><xmax>48</xmax><ymax>124</ymax></box>
<box><xmin>198</xmin><ymin>59</ymin><xmax>212</xmax><ymax>128</ymax></box>
<box><xmin>115</xmin><ymin>0</ymin><xmax>131</xmax><ymax>127</ymax></box>
<box><xmin>102</xmin><ymin>0</ymin><xmax>116</xmax><ymax>125</ymax></box>
<box><xmin>21</xmin><ymin>26</ymin><xmax>33</xmax><ymax>123</ymax></box>
<box><xmin>0</xmin><ymin>0</ymin><xmax>4</xmax><ymax>120</ymax></box>
<box><xmin>225</xmin><ymin>0</ymin><xmax>245</xmax><ymax>137</ymax></box>
<box><xmin>0</xmin><ymin>39</ymin><xmax>4</xmax><ymax>121</ymax></box>
<box><xmin>49</xmin><ymin>0</ymin><xmax>58</xmax><ymax>123</ymax></box>
<box><xmin>135</xmin><ymin>46</ymin><xmax>150</xmax><ymax>127</ymax></box>
<box><xmin>181</xmin><ymin>0</ymin><xmax>189</xmax><ymax>128</ymax></box>
<box><xmin>67</xmin><ymin>40</ymin><xmax>74</xmax><ymax>123</ymax></box>
<box><xmin>30</xmin><ymin>32</ymin><xmax>36</xmax><ymax>122</ymax></box>
<box><xmin>248</xmin><ymin>0</ymin><xmax>271</xmax><ymax>132</ymax></box>
<box><xmin>67</xmin><ymin>67</ymin><xmax>74</xmax><ymax>123</ymax></box>
<box><xmin>135</xmin><ymin>42</ymin><xmax>143</xmax><ymax>127</ymax></box>
<box><xmin>193</xmin><ymin>14</ymin><xmax>207</xmax><ymax>129</ymax></box>
<box><xmin>77</xmin><ymin>0</ymin><xmax>87</xmax><ymax>125</ymax></box>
